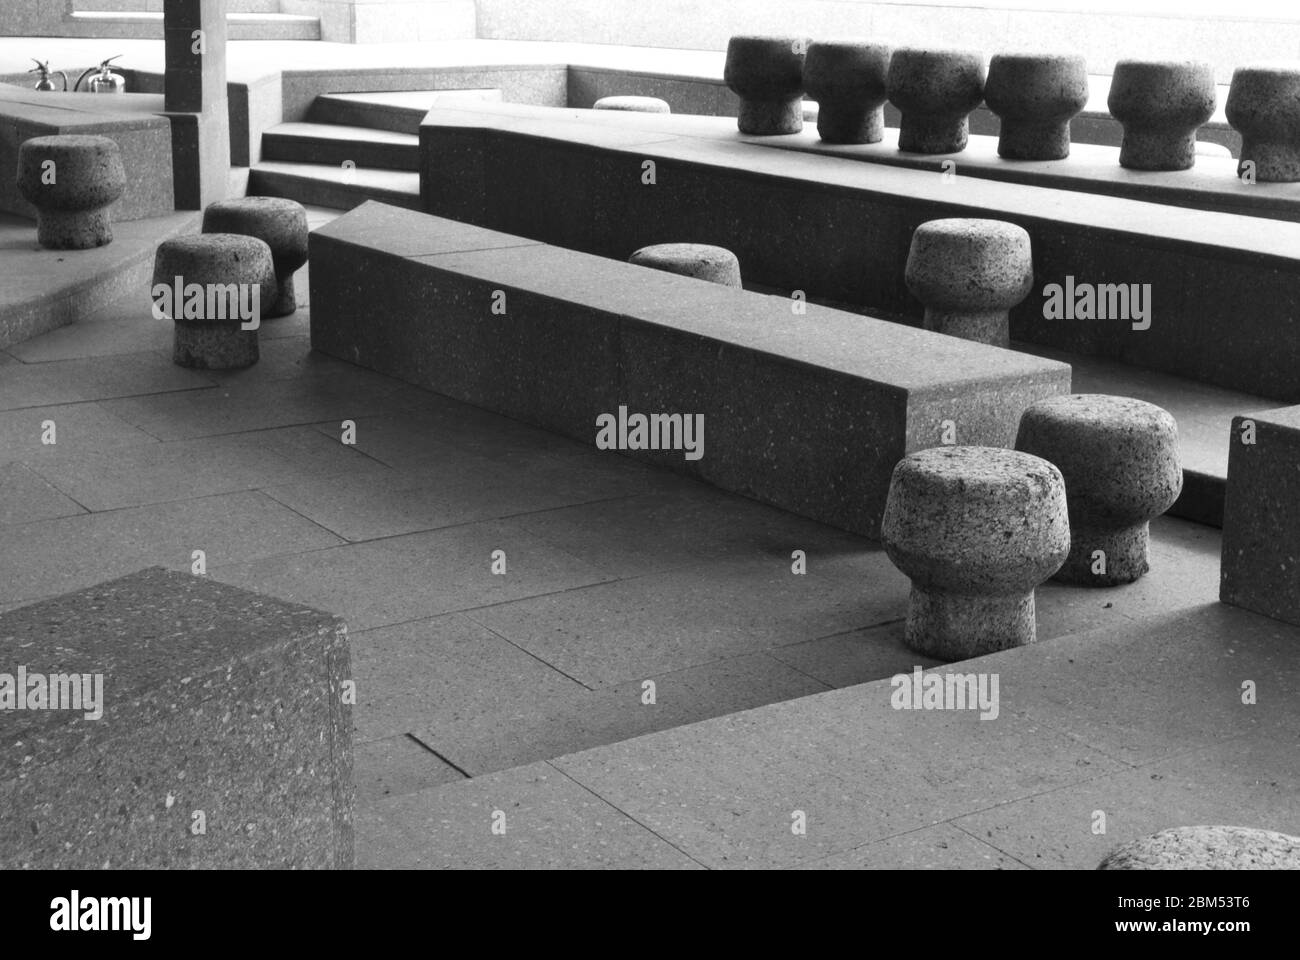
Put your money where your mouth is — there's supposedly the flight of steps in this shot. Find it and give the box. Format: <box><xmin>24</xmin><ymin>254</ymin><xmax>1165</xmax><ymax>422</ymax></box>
<box><xmin>250</xmin><ymin>89</ymin><xmax>503</xmax><ymax>210</ymax></box>
<box><xmin>70</xmin><ymin>0</ymin><xmax>320</xmax><ymax>41</ymax></box>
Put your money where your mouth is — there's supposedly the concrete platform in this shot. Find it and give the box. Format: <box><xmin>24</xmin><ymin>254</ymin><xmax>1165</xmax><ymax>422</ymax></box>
<box><xmin>419</xmin><ymin>100</ymin><xmax>1300</xmax><ymax>402</ymax></box>
<box><xmin>360</xmin><ymin>601</ymin><xmax>1300</xmax><ymax>869</ymax></box>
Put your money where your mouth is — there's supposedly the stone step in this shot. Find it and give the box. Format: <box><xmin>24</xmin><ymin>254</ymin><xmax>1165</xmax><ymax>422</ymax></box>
<box><xmin>67</xmin><ymin>11</ymin><xmax>321</xmax><ymax>41</ymax></box>
<box><xmin>308</xmin><ymin>89</ymin><xmax>504</xmax><ymax>135</ymax></box>
<box><xmin>249</xmin><ymin>161</ymin><xmax>420</xmax><ymax>211</ymax></box>
<box><xmin>262</xmin><ymin>122</ymin><xmax>419</xmax><ymax>171</ymax></box>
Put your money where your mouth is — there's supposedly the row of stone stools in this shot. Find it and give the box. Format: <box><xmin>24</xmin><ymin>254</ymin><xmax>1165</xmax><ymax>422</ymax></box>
<box><xmin>882</xmin><ymin>394</ymin><xmax>1182</xmax><ymax>660</ymax></box>
<box><xmin>722</xmin><ymin>36</ymin><xmax>1300</xmax><ymax>180</ymax></box>
<box><xmin>153</xmin><ymin>196</ymin><xmax>309</xmax><ymax>369</ymax></box>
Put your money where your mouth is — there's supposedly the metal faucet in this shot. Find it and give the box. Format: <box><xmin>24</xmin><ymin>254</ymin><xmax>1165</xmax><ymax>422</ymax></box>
<box><xmin>74</xmin><ymin>55</ymin><xmax>127</xmax><ymax>94</ymax></box>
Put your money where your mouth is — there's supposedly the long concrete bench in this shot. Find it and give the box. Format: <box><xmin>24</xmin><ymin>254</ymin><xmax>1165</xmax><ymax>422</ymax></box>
<box><xmin>0</xmin><ymin>567</ymin><xmax>354</xmax><ymax>869</ymax></box>
<box><xmin>418</xmin><ymin>101</ymin><xmax>1300</xmax><ymax>403</ymax></box>
<box><xmin>309</xmin><ymin>201</ymin><xmax>1069</xmax><ymax>539</ymax></box>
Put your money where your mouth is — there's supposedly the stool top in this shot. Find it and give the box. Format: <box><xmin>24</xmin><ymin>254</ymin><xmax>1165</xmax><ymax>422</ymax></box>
<box><xmin>1100</xmin><ymin>826</ymin><xmax>1300</xmax><ymax>870</ymax></box>
<box><xmin>19</xmin><ymin>134</ymin><xmax>119</xmax><ymax>154</ymax></box>
<box><xmin>893</xmin><ymin>445</ymin><xmax>1062</xmax><ymax>496</ymax></box>
<box><xmin>1020</xmin><ymin>393</ymin><xmax>1176</xmax><ymax>434</ymax></box>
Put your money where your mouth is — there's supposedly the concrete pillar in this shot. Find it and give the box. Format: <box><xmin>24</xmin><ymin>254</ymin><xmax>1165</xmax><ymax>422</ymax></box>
<box><xmin>164</xmin><ymin>0</ymin><xmax>231</xmax><ymax>209</ymax></box>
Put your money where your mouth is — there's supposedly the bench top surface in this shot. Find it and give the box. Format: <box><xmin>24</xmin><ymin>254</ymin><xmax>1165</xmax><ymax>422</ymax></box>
<box><xmin>315</xmin><ymin>201</ymin><xmax>1069</xmax><ymax>394</ymax></box>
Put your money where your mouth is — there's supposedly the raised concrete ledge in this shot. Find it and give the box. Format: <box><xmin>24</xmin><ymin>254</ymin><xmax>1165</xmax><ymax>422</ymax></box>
<box><xmin>0</xmin><ymin>87</ymin><xmax>175</xmax><ymax>222</ymax></box>
<box><xmin>419</xmin><ymin>104</ymin><xmax>1300</xmax><ymax>402</ymax></box>
<box><xmin>0</xmin><ymin>566</ymin><xmax>353</xmax><ymax>869</ymax></box>
<box><xmin>0</xmin><ymin>210</ymin><xmax>199</xmax><ymax>351</ymax></box>
<box><xmin>310</xmin><ymin>201</ymin><xmax>1069</xmax><ymax>538</ymax></box>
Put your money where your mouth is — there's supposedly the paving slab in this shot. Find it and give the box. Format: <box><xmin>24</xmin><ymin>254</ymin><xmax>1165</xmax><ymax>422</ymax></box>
<box><xmin>0</xmin><ymin>401</ymin><xmax>158</xmax><ymax>464</ymax></box>
<box><xmin>353</xmin><ymin>735</ymin><xmax>466</xmax><ymax>805</ymax></box>
<box><xmin>348</xmin><ymin>612</ymin><xmax>587</xmax><ymax>744</ymax></box>
<box><xmin>953</xmin><ymin>737</ymin><xmax>1300</xmax><ymax>870</ymax></box>
<box><xmin>412</xmin><ymin>651</ymin><xmax>829</xmax><ymax>777</ymax></box>
<box><xmin>0</xmin><ymin>461</ymin><xmax>87</xmax><ymax>525</ymax></box>
<box><xmin>213</xmin><ymin>517</ymin><xmax>613</xmax><ymax>632</ymax></box>
<box><xmin>0</xmin><ymin>490</ymin><xmax>343</xmax><ymax>606</ymax></box>
<box><xmin>469</xmin><ymin>550</ymin><xmax>912</xmax><ymax>688</ymax></box>
<box><xmin>800</xmin><ymin>822</ymin><xmax>1028</xmax><ymax>870</ymax></box>
<box><xmin>356</xmin><ymin>761</ymin><xmax>702</xmax><ymax>870</ymax></box>
<box><xmin>23</xmin><ymin>425</ymin><xmax>392</xmax><ymax>512</ymax></box>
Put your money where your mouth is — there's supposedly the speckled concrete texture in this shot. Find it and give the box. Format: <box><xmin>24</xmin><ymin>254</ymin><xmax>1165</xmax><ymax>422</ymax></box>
<box><xmin>0</xmin><ymin>567</ymin><xmax>353</xmax><ymax>869</ymax></box>
<box><xmin>153</xmin><ymin>233</ymin><xmax>277</xmax><ymax>370</ymax></box>
<box><xmin>1017</xmin><ymin>394</ymin><xmax>1182</xmax><ymax>586</ymax></box>
<box><xmin>1226</xmin><ymin>64</ymin><xmax>1300</xmax><ymax>182</ymax></box>
<box><xmin>1108</xmin><ymin>60</ymin><xmax>1216</xmax><ymax>171</ymax></box>
<box><xmin>723</xmin><ymin>35</ymin><xmax>808</xmax><ymax>136</ymax></box>
<box><xmin>984</xmin><ymin>53</ymin><xmax>1089</xmax><ymax>161</ymax></box>
<box><xmin>202</xmin><ymin>196</ymin><xmax>311</xmax><ymax>317</ymax></box>
<box><xmin>593</xmin><ymin>95</ymin><xmax>670</xmax><ymax>113</ymax></box>
<box><xmin>629</xmin><ymin>242</ymin><xmax>741</xmax><ymax>287</ymax></box>
<box><xmin>881</xmin><ymin>446</ymin><xmax>1069</xmax><ymax>660</ymax></box>
<box><xmin>1221</xmin><ymin>405</ymin><xmax>1300</xmax><ymax>626</ymax></box>
<box><xmin>16</xmin><ymin>134</ymin><xmax>126</xmax><ymax>250</ymax></box>
<box><xmin>886</xmin><ymin>48</ymin><xmax>985</xmax><ymax>154</ymax></box>
<box><xmin>1098</xmin><ymin>825</ymin><xmax>1300</xmax><ymax>869</ymax></box>
<box><xmin>904</xmin><ymin>218</ymin><xmax>1033</xmax><ymax>346</ymax></box>
<box><xmin>802</xmin><ymin>40</ymin><xmax>891</xmax><ymax>145</ymax></box>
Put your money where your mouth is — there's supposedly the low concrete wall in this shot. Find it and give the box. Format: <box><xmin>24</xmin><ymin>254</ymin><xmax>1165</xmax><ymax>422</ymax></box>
<box><xmin>0</xmin><ymin>88</ymin><xmax>174</xmax><ymax>222</ymax></box>
<box><xmin>419</xmin><ymin>103</ymin><xmax>1300</xmax><ymax>402</ymax></box>
<box><xmin>310</xmin><ymin>201</ymin><xmax>1069</xmax><ymax>539</ymax></box>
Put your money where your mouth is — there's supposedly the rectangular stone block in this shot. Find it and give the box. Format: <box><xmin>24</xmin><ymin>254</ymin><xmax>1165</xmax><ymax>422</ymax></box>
<box><xmin>0</xmin><ymin>567</ymin><xmax>353</xmax><ymax>869</ymax></box>
<box><xmin>1220</xmin><ymin>406</ymin><xmax>1300</xmax><ymax>626</ymax></box>
<box><xmin>310</xmin><ymin>202</ymin><xmax>1070</xmax><ymax>538</ymax></box>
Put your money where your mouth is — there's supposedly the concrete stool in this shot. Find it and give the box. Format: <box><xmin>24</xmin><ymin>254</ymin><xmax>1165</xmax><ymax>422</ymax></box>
<box><xmin>1225</xmin><ymin>64</ymin><xmax>1300</xmax><ymax>182</ymax></box>
<box><xmin>1107</xmin><ymin>60</ymin><xmax>1216</xmax><ymax>171</ymax></box>
<box><xmin>802</xmin><ymin>40</ymin><xmax>892</xmax><ymax>144</ymax></box>
<box><xmin>202</xmin><ymin>196</ymin><xmax>309</xmax><ymax>318</ymax></box>
<box><xmin>15</xmin><ymin>134</ymin><xmax>126</xmax><ymax>250</ymax></box>
<box><xmin>1099</xmin><ymin>826</ymin><xmax>1300</xmax><ymax>870</ymax></box>
<box><xmin>153</xmin><ymin>233</ymin><xmax>276</xmax><ymax>370</ymax></box>
<box><xmin>881</xmin><ymin>446</ymin><xmax>1069</xmax><ymax>660</ymax></box>
<box><xmin>724</xmin><ymin>35</ymin><xmax>810</xmax><ymax>136</ymax></box>
<box><xmin>629</xmin><ymin>243</ymin><xmax>742</xmax><ymax>287</ymax></box>
<box><xmin>886</xmin><ymin>48</ymin><xmax>986</xmax><ymax>154</ymax></box>
<box><xmin>593</xmin><ymin>95</ymin><xmax>670</xmax><ymax>113</ymax></box>
<box><xmin>1015</xmin><ymin>394</ymin><xmax>1181</xmax><ymax>586</ymax></box>
<box><xmin>904</xmin><ymin>218</ymin><xmax>1033</xmax><ymax>346</ymax></box>
<box><xmin>985</xmin><ymin>53</ymin><xmax>1089</xmax><ymax>160</ymax></box>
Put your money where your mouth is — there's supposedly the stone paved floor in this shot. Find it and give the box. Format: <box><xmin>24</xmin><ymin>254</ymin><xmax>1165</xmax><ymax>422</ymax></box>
<box><xmin>2</xmin><ymin>208</ymin><xmax>1290</xmax><ymax>869</ymax></box>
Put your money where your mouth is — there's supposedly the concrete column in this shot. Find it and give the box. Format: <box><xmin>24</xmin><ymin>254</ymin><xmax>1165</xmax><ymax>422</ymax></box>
<box><xmin>164</xmin><ymin>0</ymin><xmax>231</xmax><ymax>209</ymax></box>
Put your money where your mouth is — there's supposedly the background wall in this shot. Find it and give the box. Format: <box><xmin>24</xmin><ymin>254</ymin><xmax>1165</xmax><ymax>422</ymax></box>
<box><xmin>474</xmin><ymin>0</ymin><xmax>1300</xmax><ymax>82</ymax></box>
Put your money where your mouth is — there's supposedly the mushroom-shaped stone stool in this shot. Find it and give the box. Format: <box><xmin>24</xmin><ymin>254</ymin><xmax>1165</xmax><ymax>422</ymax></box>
<box><xmin>16</xmin><ymin>134</ymin><xmax>126</xmax><ymax>249</ymax></box>
<box><xmin>724</xmin><ymin>35</ymin><xmax>810</xmax><ymax>135</ymax></box>
<box><xmin>882</xmin><ymin>446</ymin><xmax>1070</xmax><ymax>660</ymax></box>
<box><xmin>628</xmin><ymin>243</ymin><xmax>742</xmax><ymax>287</ymax></box>
<box><xmin>1015</xmin><ymin>394</ymin><xmax>1181</xmax><ymax>586</ymax></box>
<box><xmin>802</xmin><ymin>40</ymin><xmax>892</xmax><ymax>144</ymax></box>
<box><xmin>593</xmin><ymin>96</ymin><xmax>671</xmax><ymax>114</ymax></box>
<box><xmin>1107</xmin><ymin>60</ymin><xmax>1216</xmax><ymax>171</ymax></box>
<box><xmin>886</xmin><ymin>48</ymin><xmax>986</xmax><ymax>154</ymax></box>
<box><xmin>1098</xmin><ymin>826</ymin><xmax>1300</xmax><ymax>870</ymax></box>
<box><xmin>904</xmin><ymin>218</ymin><xmax>1033</xmax><ymax>346</ymax></box>
<box><xmin>202</xmin><ymin>196</ymin><xmax>309</xmax><ymax>318</ymax></box>
<box><xmin>985</xmin><ymin>53</ymin><xmax>1089</xmax><ymax>160</ymax></box>
<box><xmin>153</xmin><ymin>234</ymin><xmax>276</xmax><ymax>370</ymax></box>
<box><xmin>1225</xmin><ymin>64</ymin><xmax>1300</xmax><ymax>182</ymax></box>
